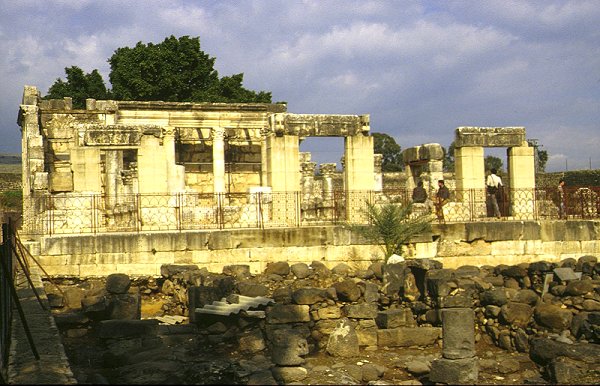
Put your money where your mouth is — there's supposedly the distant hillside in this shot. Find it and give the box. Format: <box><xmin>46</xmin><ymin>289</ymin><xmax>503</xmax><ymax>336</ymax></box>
<box><xmin>0</xmin><ymin>154</ymin><xmax>21</xmax><ymax>164</ymax></box>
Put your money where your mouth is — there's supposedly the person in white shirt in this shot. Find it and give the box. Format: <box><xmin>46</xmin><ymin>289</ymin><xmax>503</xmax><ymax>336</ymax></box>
<box><xmin>486</xmin><ymin>168</ymin><xmax>503</xmax><ymax>218</ymax></box>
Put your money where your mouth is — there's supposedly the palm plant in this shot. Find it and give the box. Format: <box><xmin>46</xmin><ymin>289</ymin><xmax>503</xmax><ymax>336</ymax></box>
<box><xmin>349</xmin><ymin>201</ymin><xmax>433</xmax><ymax>263</ymax></box>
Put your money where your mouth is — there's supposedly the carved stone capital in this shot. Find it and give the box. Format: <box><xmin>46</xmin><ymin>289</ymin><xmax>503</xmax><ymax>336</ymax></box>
<box><xmin>212</xmin><ymin>126</ymin><xmax>226</xmax><ymax>141</ymax></box>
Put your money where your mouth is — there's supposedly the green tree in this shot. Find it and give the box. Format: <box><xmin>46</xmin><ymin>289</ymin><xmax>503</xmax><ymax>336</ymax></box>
<box><xmin>348</xmin><ymin>202</ymin><xmax>432</xmax><ymax>262</ymax></box>
<box><xmin>45</xmin><ymin>35</ymin><xmax>272</xmax><ymax>105</ymax></box>
<box><xmin>537</xmin><ymin>149</ymin><xmax>548</xmax><ymax>172</ymax></box>
<box><xmin>372</xmin><ymin>132</ymin><xmax>403</xmax><ymax>172</ymax></box>
<box><xmin>443</xmin><ymin>141</ymin><xmax>455</xmax><ymax>172</ymax></box>
<box><xmin>108</xmin><ymin>35</ymin><xmax>271</xmax><ymax>103</ymax></box>
<box><xmin>45</xmin><ymin>66</ymin><xmax>110</xmax><ymax>108</ymax></box>
<box><xmin>485</xmin><ymin>155</ymin><xmax>504</xmax><ymax>174</ymax></box>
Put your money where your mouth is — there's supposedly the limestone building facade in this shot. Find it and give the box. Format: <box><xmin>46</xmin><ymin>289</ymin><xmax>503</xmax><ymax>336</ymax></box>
<box><xmin>18</xmin><ymin>86</ymin><xmax>374</xmax><ymax>236</ymax></box>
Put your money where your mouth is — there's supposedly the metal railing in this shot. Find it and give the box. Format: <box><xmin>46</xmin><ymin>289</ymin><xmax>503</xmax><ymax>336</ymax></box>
<box><xmin>21</xmin><ymin>186</ymin><xmax>600</xmax><ymax>236</ymax></box>
<box><xmin>1</xmin><ymin>219</ymin><xmax>17</xmax><ymax>379</ymax></box>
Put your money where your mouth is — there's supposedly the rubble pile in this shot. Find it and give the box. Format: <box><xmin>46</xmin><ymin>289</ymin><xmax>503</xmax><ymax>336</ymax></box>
<box><xmin>44</xmin><ymin>255</ymin><xmax>600</xmax><ymax>384</ymax></box>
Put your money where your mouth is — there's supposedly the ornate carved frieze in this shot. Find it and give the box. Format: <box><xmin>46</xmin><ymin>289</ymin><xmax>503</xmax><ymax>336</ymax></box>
<box><xmin>455</xmin><ymin>127</ymin><xmax>526</xmax><ymax>148</ymax></box>
<box><xmin>82</xmin><ymin>124</ymin><xmax>162</xmax><ymax>146</ymax></box>
<box><xmin>270</xmin><ymin>113</ymin><xmax>370</xmax><ymax>137</ymax></box>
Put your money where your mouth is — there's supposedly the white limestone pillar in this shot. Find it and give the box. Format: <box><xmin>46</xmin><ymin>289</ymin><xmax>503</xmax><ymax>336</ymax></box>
<box><xmin>212</xmin><ymin>127</ymin><xmax>226</xmax><ymax>194</ymax></box>
<box><xmin>508</xmin><ymin>144</ymin><xmax>535</xmax><ymax>218</ymax></box>
<box><xmin>455</xmin><ymin>146</ymin><xmax>486</xmax><ymax>218</ymax></box>
<box><xmin>164</xmin><ymin>127</ymin><xmax>185</xmax><ymax>193</ymax></box>
<box><xmin>260</xmin><ymin>128</ymin><xmax>269</xmax><ymax>186</ymax></box>
<box><xmin>138</xmin><ymin>135</ymin><xmax>168</xmax><ymax>193</ymax></box>
<box><xmin>266</xmin><ymin>134</ymin><xmax>300</xmax><ymax>225</ymax></box>
<box><xmin>454</xmin><ymin>146</ymin><xmax>484</xmax><ymax>191</ymax></box>
<box><xmin>344</xmin><ymin>134</ymin><xmax>374</xmax><ymax>223</ymax></box>
<box><xmin>374</xmin><ymin>154</ymin><xmax>383</xmax><ymax>192</ymax></box>
<box><xmin>266</xmin><ymin>135</ymin><xmax>300</xmax><ymax>192</ymax></box>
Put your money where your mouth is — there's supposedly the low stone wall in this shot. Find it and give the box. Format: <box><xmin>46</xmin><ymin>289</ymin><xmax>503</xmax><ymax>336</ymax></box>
<box><xmin>28</xmin><ymin>220</ymin><xmax>600</xmax><ymax>277</ymax></box>
<box><xmin>43</xmin><ymin>256</ymin><xmax>600</xmax><ymax>384</ymax></box>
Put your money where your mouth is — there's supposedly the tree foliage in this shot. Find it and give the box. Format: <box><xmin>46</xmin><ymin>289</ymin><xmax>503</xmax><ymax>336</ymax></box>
<box><xmin>45</xmin><ymin>35</ymin><xmax>272</xmax><ymax>105</ymax></box>
<box><xmin>372</xmin><ymin>132</ymin><xmax>403</xmax><ymax>172</ymax></box>
<box><xmin>348</xmin><ymin>202</ymin><xmax>433</xmax><ymax>262</ymax></box>
<box><xmin>443</xmin><ymin>141</ymin><xmax>456</xmax><ymax>172</ymax></box>
<box><xmin>537</xmin><ymin>149</ymin><xmax>548</xmax><ymax>172</ymax></box>
<box><xmin>484</xmin><ymin>155</ymin><xmax>504</xmax><ymax>174</ymax></box>
<box><xmin>45</xmin><ymin>66</ymin><xmax>111</xmax><ymax>108</ymax></box>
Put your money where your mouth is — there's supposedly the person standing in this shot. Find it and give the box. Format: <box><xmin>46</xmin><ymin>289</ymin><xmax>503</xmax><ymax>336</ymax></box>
<box><xmin>557</xmin><ymin>179</ymin><xmax>566</xmax><ymax>219</ymax></box>
<box><xmin>486</xmin><ymin>168</ymin><xmax>503</xmax><ymax>218</ymax></box>
<box><xmin>412</xmin><ymin>181</ymin><xmax>428</xmax><ymax>203</ymax></box>
<box><xmin>434</xmin><ymin>180</ymin><xmax>450</xmax><ymax>222</ymax></box>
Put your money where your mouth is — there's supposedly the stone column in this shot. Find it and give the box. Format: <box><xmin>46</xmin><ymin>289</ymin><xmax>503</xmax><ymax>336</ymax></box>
<box><xmin>260</xmin><ymin>128</ymin><xmax>270</xmax><ymax>186</ymax></box>
<box><xmin>19</xmin><ymin>93</ymin><xmax>45</xmax><ymax>235</ymax></box>
<box><xmin>164</xmin><ymin>127</ymin><xmax>185</xmax><ymax>193</ymax></box>
<box><xmin>320</xmin><ymin>163</ymin><xmax>337</xmax><ymax>220</ymax></box>
<box><xmin>455</xmin><ymin>146</ymin><xmax>485</xmax><ymax>218</ymax></box>
<box><xmin>429</xmin><ymin>308</ymin><xmax>478</xmax><ymax>384</ymax></box>
<box><xmin>71</xmin><ymin>148</ymin><xmax>101</xmax><ymax>192</ymax></box>
<box><xmin>344</xmin><ymin>134</ymin><xmax>374</xmax><ymax>223</ymax></box>
<box><xmin>212</xmin><ymin>126</ymin><xmax>226</xmax><ymax>194</ymax></box>
<box><xmin>300</xmin><ymin>157</ymin><xmax>316</xmax><ymax>221</ymax></box>
<box><xmin>105</xmin><ymin>150</ymin><xmax>121</xmax><ymax>212</ymax></box>
<box><xmin>138</xmin><ymin>135</ymin><xmax>168</xmax><ymax>193</ymax></box>
<box><xmin>508</xmin><ymin>144</ymin><xmax>535</xmax><ymax>219</ymax></box>
<box><xmin>301</xmin><ymin>158</ymin><xmax>316</xmax><ymax>202</ymax></box>
<box><xmin>374</xmin><ymin>154</ymin><xmax>383</xmax><ymax>192</ymax></box>
<box><xmin>266</xmin><ymin>134</ymin><xmax>300</xmax><ymax>225</ymax></box>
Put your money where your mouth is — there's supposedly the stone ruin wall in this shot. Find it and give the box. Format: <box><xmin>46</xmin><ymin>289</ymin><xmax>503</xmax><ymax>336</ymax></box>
<box><xmin>42</xmin><ymin>255</ymin><xmax>600</xmax><ymax>384</ymax></box>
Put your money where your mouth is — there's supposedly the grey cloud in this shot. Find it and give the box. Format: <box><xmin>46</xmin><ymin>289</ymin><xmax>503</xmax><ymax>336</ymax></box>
<box><xmin>0</xmin><ymin>0</ymin><xmax>598</xmax><ymax>171</ymax></box>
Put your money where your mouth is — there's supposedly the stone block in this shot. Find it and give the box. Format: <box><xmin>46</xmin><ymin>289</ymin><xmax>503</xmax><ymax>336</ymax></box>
<box><xmin>418</xmin><ymin>143</ymin><xmax>444</xmax><ymax>161</ymax></box>
<box><xmin>534</xmin><ymin>303</ymin><xmax>573</xmax><ymax>332</ymax></box>
<box><xmin>108</xmin><ymin>292</ymin><xmax>141</xmax><ymax>320</ymax></box>
<box><xmin>267</xmin><ymin>304</ymin><xmax>310</xmax><ymax>324</ymax></box>
<box><xmin>333</xmin><ymin>279</ymin><xmax>361</xmax><ymax>302</ymax></box>
<box><xmin>362</xmin><ymin>282</ymin><xmax>379</xmax><ymax>303</ymax></box>
<box><xmin>292</xmin><ymin>287</ymin><xmax>328</xmax><ymax>305</ymax></box>
<box><xmin>270</xmin><ymin>328</ymin><xmax>308</xmax><ymax>366</ymax></box>
<box><xmin>238</xmin><ymin>329</ymin><xmax>266</xmax><ymax>353</ymax></box>
<box><xmin>375</xmin><ymin>309</ymin><xmax>415</xmax><ymax>329</ymax></box>
<box><xmin>97</xmin><ymin>319</ymin><xmax>159</xmax><ymax>339</ymax></box>
<box><xmin>356</xmin><ymin>321</ymin><xmax>378</xmax><ymax>347</ymax></box>
<box><xmin>402</xmin><ymin>146</ymin><xmax>420</xmax><ymax>163</ymax></box>
<box><xmin>49</xmin><ymin>170</ymin><xmax>73</xmax><ymax>193</ymax></box>
<box><xmin>317</xmin><ymin>306</ymin><xmax>342</xmax><ymax>320</ymax></box>
<box><xmin>106</xmin><ymin>273</ymin><xmax>131</xmax><ymax>294</ymax></box>
<box><xmin>271</xmin><ymin>366</ymin><xmax>308</xmax><ymax>383</ymax></box>
<box><xmin>344</xmin><ymin>303</ymin><xmax>378</xmax><ymax>319</ymax></box>
<box><xmin>377</xmin><ymin>327</ymin><xmax>441</xmax><ymax>347</ymax></box>
<box><xmin>326</xmin><ymin>319</ymin><xmax>360</xmax><ymax>357</ymax></box>
<box><xmin>442</xmin><ymin>308</ymin><xmax>475</xmax><ymax>360</ymax></box>
<box><xmin>429</xmin><ymin>356</ymin><xmax>479</xmax><ymax>385</ymax></box>
<box><xmin>455</xmin><ymin>126</ymin><xmax>525</xmax><ymax>147</ymax></box>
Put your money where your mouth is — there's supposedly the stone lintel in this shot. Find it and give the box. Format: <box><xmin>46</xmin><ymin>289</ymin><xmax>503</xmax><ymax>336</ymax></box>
<box><xmin>83</xmin><ymin>124</ymin><xmax>163</xmax><ymax>146</ymax></box>
<box><xmin>117</xmin><ymin>100</ymin><xmax>287</xmax><ymax>113</ymax></box>
<box><xmin>273</xmin><ymin>113</ymin><xmax>370</xmax><ymax>137</ymax></box>
<box><xmin>455</xmin><ymin>127</ymin><xmax>526</xmax><ymax>148</ymax></box>
<box><xmin>403</xmin><ymin>143</ymin><xmax>444</xmax><ymax>163</ymax></box>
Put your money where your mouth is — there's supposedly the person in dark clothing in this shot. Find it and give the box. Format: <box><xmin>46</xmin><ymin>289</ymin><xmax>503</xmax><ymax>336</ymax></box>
<box><xmin>434</xmin><ymin>180</ymin><xmax>450</xmax><ymax>222</ymax></box>
<box><xmin>557</xmin><ymin>179</ymin><xmax>566</xmax><ymax>219</ymax></box>
<box><xmin>412</xmin><ymin>181</ymin><xmax>427</xmax><ymax>203</ymax></box>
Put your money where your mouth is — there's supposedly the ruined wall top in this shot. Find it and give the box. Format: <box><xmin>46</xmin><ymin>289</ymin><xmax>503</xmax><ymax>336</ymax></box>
<box><xmin>455</xmin><ymin>127</ymin><xmax>526</xmax><ymax>148</ymax></box>
<box><xmin>270</xmin><ymin>113</ymin><xmax>370</xmax><ymax>137</ymax></box>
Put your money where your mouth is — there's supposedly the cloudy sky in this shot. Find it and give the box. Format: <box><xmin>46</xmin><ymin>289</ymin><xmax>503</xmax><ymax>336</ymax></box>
<box><xmin>1</xmin><ymin>0</ymin><xmax>598</xmax><ymax>172</ymax></box>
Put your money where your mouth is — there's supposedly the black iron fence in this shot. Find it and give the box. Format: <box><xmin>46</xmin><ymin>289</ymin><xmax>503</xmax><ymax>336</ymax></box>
<box><xmin>21</xmin><ymin>186</ymin><xmax>600</xmax><ymax>236</ymax></box>
<box><xmin>1</xmin><ymin>219</ymin><xmax>17</xmax><ymax>380</ymax></box>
